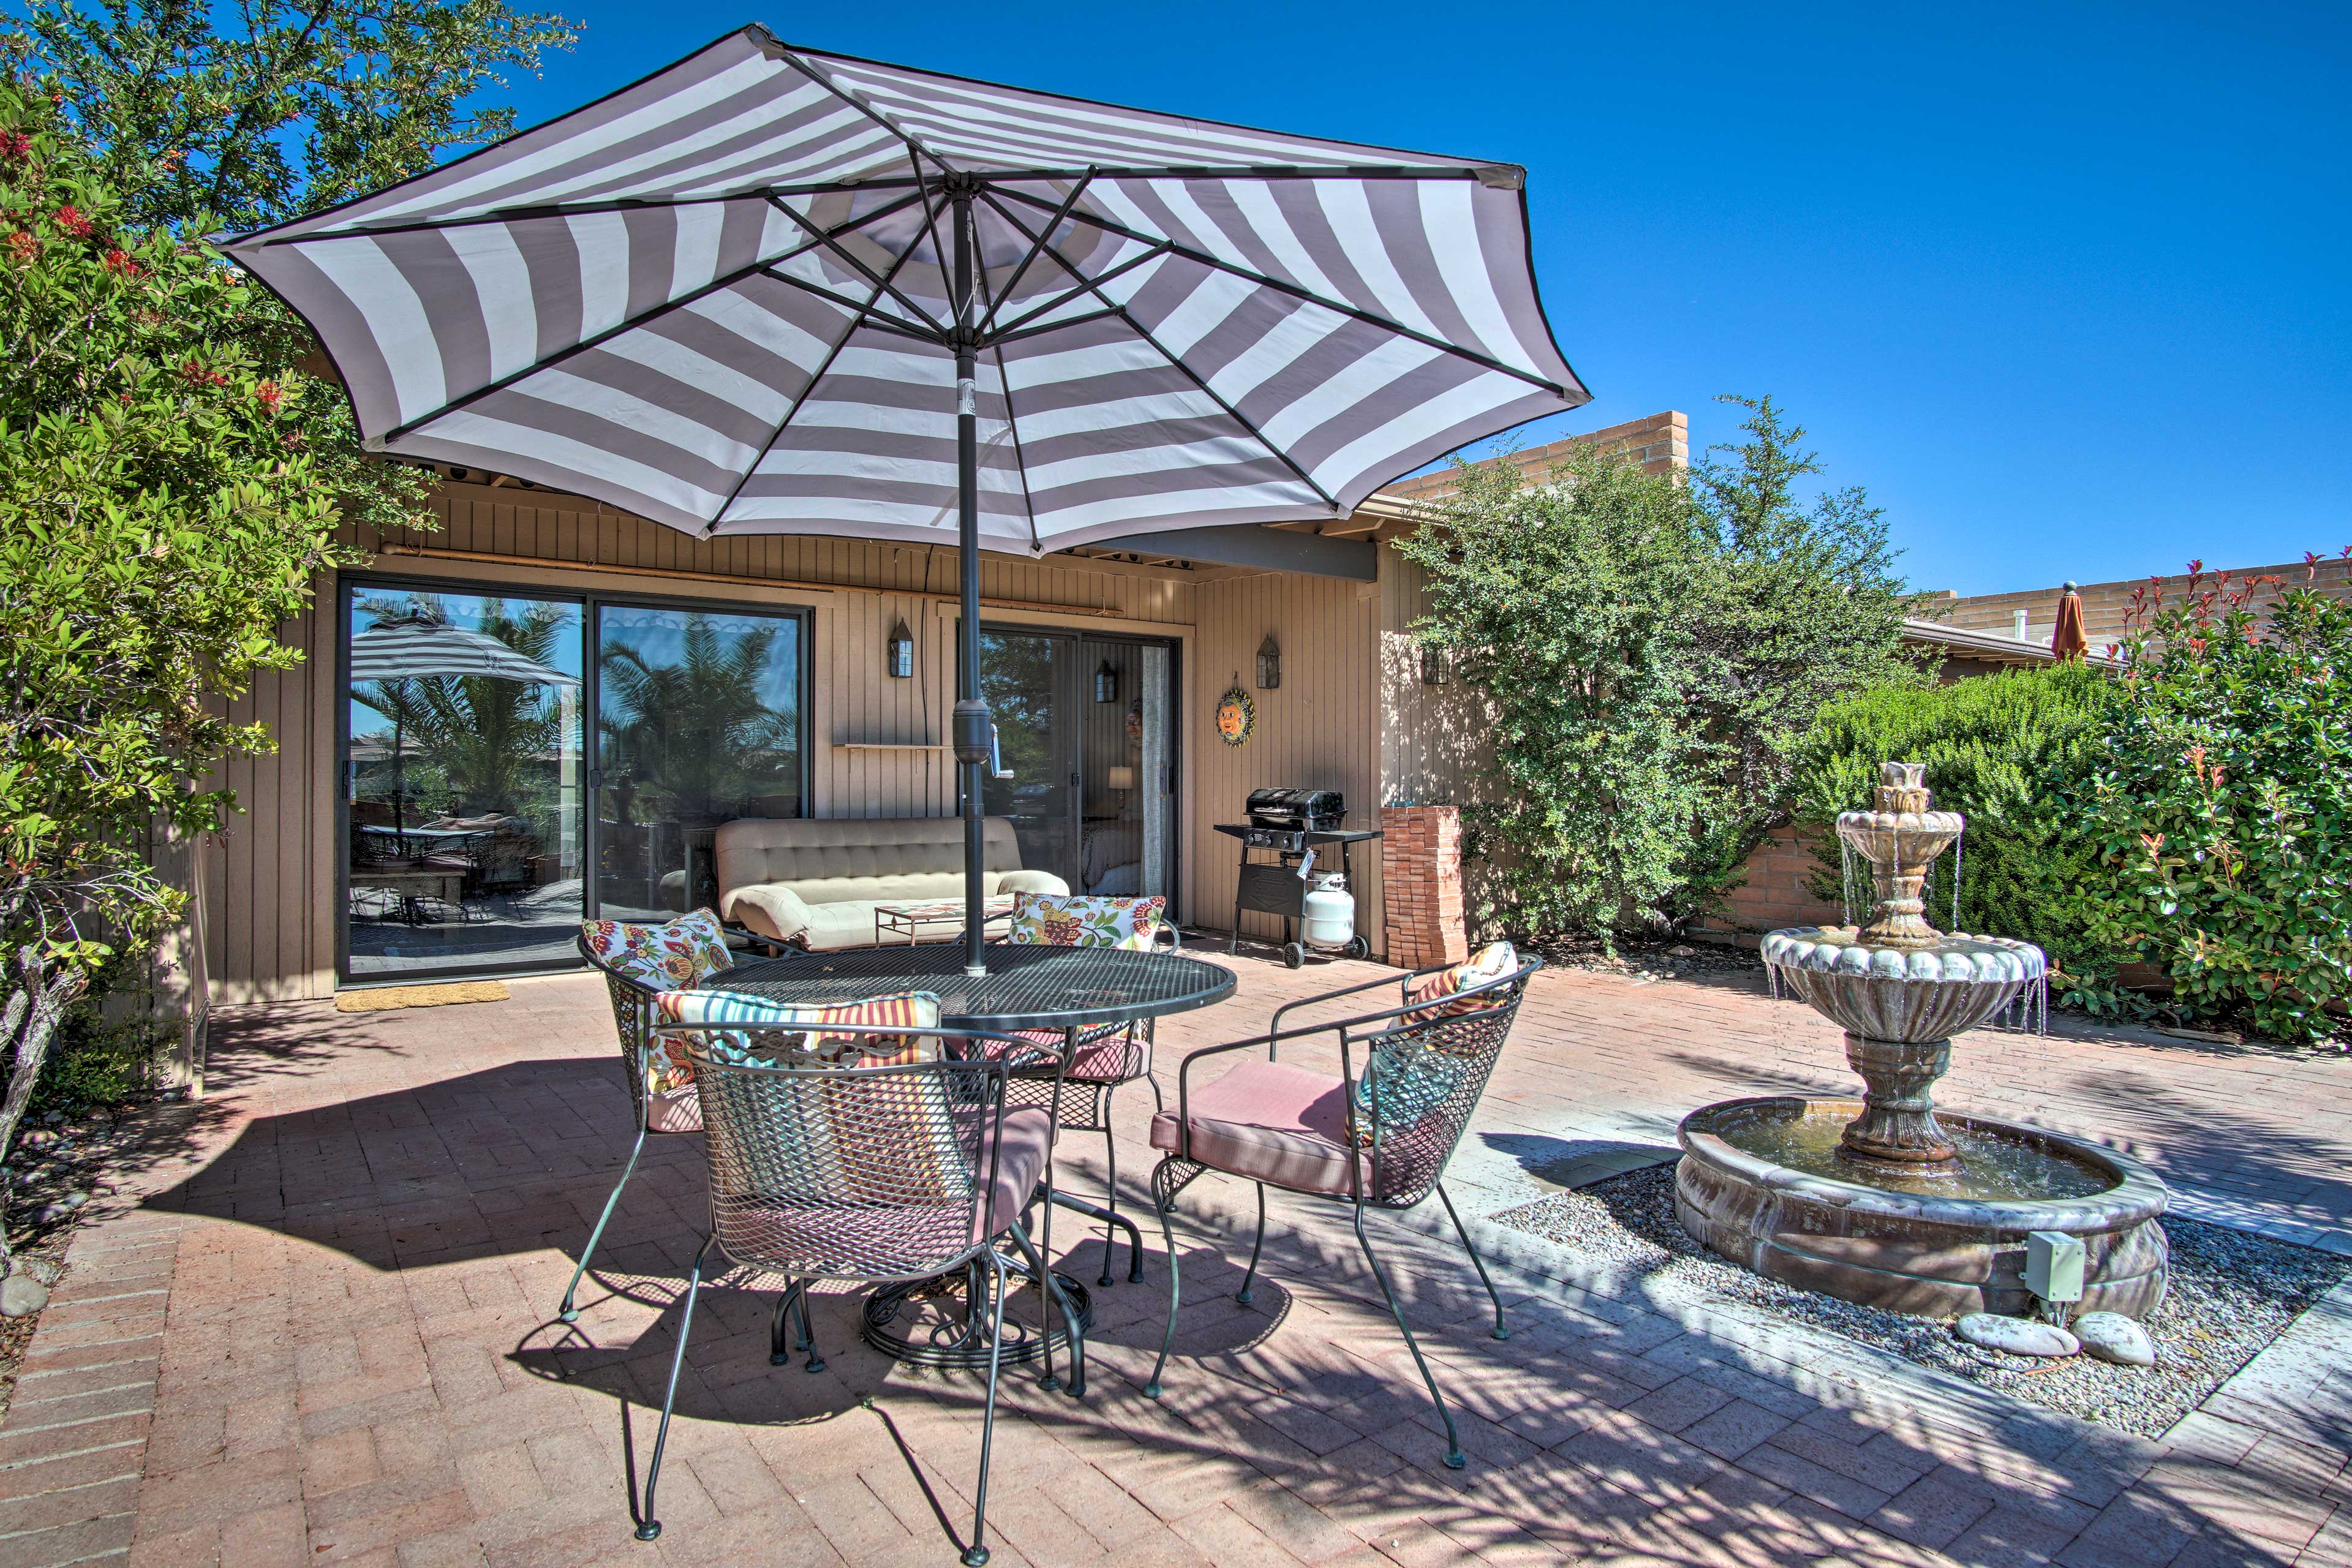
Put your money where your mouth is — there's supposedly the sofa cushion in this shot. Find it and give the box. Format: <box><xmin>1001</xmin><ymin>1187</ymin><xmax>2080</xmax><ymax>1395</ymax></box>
<box><xmin>716</xmin><ymin>816</ymin><xmax>1027</xmax><ymax>898</ymax></box>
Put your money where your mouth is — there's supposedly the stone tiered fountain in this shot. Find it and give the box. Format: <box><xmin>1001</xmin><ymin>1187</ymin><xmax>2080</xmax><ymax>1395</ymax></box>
<box><xmin>1675</xmin><ymin>763</ymin><xmax>2170</xmax><ymax>1319</ymax></box>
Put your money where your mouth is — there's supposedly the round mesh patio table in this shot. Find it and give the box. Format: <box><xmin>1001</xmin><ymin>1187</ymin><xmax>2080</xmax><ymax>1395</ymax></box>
<box><xmin>703</xmin><ymin>943</ymin><xmax>1235</xmax><ymax>1030</ymax></box>
<box><xmin>703</xmin><ymin>943</ymin><xmax>1235</xmax><ymax>1373</ymax></box>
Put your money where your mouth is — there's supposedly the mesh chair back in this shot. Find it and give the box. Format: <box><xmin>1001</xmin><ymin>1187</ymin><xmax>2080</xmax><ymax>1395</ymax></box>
<box><xmin>677</xmin><ymin>1028</ymin><xmax>1027</xmax><ymax>1282</ymax></box>
<box><xmin>1353</xmin><ymin>959</ymin><xmax>1542</xmax><ymax>1209</ymax></box>
<box><xmin>578</xmin><ymin>936</ymin><xmax>664</xmax><ymax>1120</ymax></box>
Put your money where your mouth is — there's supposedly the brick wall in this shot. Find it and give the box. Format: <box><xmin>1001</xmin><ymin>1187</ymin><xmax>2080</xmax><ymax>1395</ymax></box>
<box><xmin>1934</xmin><ymin>556</ymin><xmax>2352</xmax><ymax>655</ymax></box>
<box><xmin>1697</xmin><ymin>825</ymin><xmax>1844</xmax><ymax>944</ymax></box>
<box><xmin>1378</xmin><ymin>410</ymin><xmax>1689</xmax><ymax>507</ymax></box>
<box><xmin>1381</xmin><ymin>805</ymin><xmax>1469</xmax><ymax>968</ymax></box>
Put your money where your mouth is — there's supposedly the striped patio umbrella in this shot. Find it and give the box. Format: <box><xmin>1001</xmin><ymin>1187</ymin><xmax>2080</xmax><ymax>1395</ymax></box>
<box><xmin>223</xmin><ymin>25</ymin><xmax>1589</xmax><ymax>972</ymax></box>
<box><xmin>349</xmin><ymin>615</ymin><xmax>582</xmax><ymax>686</ymax></box>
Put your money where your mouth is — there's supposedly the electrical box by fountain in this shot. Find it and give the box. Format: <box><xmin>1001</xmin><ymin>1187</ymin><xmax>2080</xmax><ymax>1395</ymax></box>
<box><xmin>2025</xmin><ymin>1231</ymin><xmax>2085</xmax><ymax>1303</ymax></box>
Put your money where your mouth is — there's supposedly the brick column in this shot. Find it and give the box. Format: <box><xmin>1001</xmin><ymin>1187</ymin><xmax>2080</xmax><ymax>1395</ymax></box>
<box><xmin>1381</xmin><ymin>805</ymin><xmax>1468</xmax><ymax>970</ymax></box>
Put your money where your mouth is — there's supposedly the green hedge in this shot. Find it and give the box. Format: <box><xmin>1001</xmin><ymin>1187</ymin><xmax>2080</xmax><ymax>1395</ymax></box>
<box><xmin>1788</xmin><ymin>662</ymin><xmax>2118</xmax><ymax>984</ymax></box>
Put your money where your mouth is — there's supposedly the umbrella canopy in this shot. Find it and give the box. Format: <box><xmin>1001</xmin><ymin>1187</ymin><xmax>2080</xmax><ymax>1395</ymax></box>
<box><xmin>2050</xmin><ymin>582</ymin><xmax>2089</xmax><ymax>661</ymax></box>
<box><xmin>227</xmin><ymin>26</ymin><xmax>1588</xmax><ymax>971</ymax></box>
<box><xmin>349</xmin><ymin>616</ymin><xmax>582</xmax><ymax>685</ymax></box>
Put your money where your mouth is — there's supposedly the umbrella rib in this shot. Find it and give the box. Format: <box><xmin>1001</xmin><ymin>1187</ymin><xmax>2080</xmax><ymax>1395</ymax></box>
<box><xmin>254</xmin><ymin>187</ymin><xmax>806</xmax><ymax>246</ymax></box>
<box><xmin>979</xmin><ymin>191</ymin><xmax>1342</xmax><ymax>516</ymax></box>
<box><xmin>372</xmin><ymin>192</ymin><xmax>931</xmax><ymax>445</ymax></box>
<box><xmin>934</xmin><ymin>164</ymin><xmax>1498</xmax><ymax>183</ymax></box>
<box><xmin>990</xmin><ymin>184</ymin><xmax>1567</xmax><ymax>396</ymax></box>
<box><xmin>770</xmin><ymin>43</ymin><xmax>957</xmax><ymax>175</ymax></box>
<box><xmin>977</xmin><ymin>172</ymin><xmax>1097</xmax><ymax>337</ymax></box>
<box><xmin>763</xmin><ymin>194</ymin><xmax>950</xmax><ymax>339</ymax></box>
<box><xmin>992</xmin><ymin>346</ymin><xmax>1042</xmax><ymax>555</ymax></box>
<box><xmin>986</xmin><ymin>306</ymin><xmax>1126</xmax><ymax>345</ymax></box>
<box><xmin>985</xmin><ymin>242</ymin><xmax>1170</xmax><ymax>342</ymax></box>
<box><xmin>710</xmin><ymin>233</ymin><xmax>933</xmax><ymax>534</ymax></box>
<box><xmin>752</xmin><ymin>270</ymin><xmax>940</xmax><ymax>342</ymax></box>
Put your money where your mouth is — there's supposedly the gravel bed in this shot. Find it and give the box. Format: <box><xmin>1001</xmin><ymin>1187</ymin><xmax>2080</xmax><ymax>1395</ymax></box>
<box><xmin>1494</xmin><ymin>1160</ymin><xmax>2349</xmax><ymax>1439</ymax></box>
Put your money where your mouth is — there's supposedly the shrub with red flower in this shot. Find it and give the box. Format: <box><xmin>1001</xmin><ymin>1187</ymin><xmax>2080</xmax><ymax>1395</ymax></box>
<box><xmin>50</xmin><ymin>202</ymin><xmax>90</xmax><ymax>238</ymax></box>
<box><xmin>2082</xmin><ymin>555</ymin><xmax>2352</xmax><ymax>1045</ymax></box>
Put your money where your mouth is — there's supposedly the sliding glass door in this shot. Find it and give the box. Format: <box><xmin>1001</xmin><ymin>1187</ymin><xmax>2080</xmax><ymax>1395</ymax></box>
<box><xmin>594</xmin><ymin>605</ymin><xmax>805</xmax><ymax>921</ymax></box>
<box><xmin>341</xmin><ymin>580</ymin><xmax>807</xmax><ymax>982</ymax></box>
<box><xmin>343</xmin><ymin>587</ymin><xmax>587</xmax><ymax>977</ymax></box>
<box><xmin>973</xmin><ymin>627</ymin><xmax>1178</xmax><ymax>902</ymax></box>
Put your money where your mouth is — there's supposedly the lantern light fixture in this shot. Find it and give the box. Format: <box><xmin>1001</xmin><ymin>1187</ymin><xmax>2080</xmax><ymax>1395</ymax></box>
<box><xmin>1094</xmin><ymin>659</ymin><xmax>1118</xmax><ymax>703</ymax></box>
<box><xmin>1256</xmin><ymin>633</ymin><xmax>1281</xmax><ymax>690</ymax></box>
<box><xmin>885</xmin><ymin>617</ymin><xmax>914</xmax><ymax>679</ymax></box>
<box><xmin>1420</xmin><ymin>644</ymin><xmax>1449</xmax><ymax>685</ymax></box>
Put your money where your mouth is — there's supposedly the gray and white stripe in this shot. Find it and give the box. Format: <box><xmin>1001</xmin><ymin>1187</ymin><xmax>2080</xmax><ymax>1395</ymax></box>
<box><xmin>224</xmin><ymin>24</ymin><xmax>1589</xmax><ymax>551</ymax></box>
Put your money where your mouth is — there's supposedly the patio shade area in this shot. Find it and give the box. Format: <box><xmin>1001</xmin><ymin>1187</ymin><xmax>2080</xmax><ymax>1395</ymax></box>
<box><xmin>1</xmin><ymin>956</ymin><xmax>2346</xmax><ymax>1566</ymax></box>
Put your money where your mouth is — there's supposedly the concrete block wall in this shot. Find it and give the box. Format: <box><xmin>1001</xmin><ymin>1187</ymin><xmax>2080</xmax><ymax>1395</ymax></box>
<box><xmin>1934</xmin><ymin>556</ymin><xmax>2352</xmax><ymax>655</ymax></box>
<box><xmin>1697</xmin><ymin>825</ymin><xmax>1844</xmax><ymax>944</ymax></box>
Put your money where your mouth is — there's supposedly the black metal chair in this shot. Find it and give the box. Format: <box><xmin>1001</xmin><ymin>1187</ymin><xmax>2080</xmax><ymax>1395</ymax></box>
<box><xmin>1140</xmin><ymin>956</ymin><xmax>1543</xmax><ymax>1469</ymax></box>
<box><xmin>987</xmin><ymin>900</ymin><xmax>1180</xmax><ymax>1286</ymax></box>
<box><xmin>632</xmin><ymin>1019</ymin><xmax>1080</xmax><ymax>1566</ymax></box>
<box><xmin>560</xmin><ymin>922</ymin><xmax>729</xmax><ymax>1324</ymax></box>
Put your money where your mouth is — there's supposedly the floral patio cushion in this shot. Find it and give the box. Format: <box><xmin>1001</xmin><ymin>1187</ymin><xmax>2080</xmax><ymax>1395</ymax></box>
<box><xmin>654</xmin><ymin>989</ymin><xmax>944</xmax><ymax>1069</ymax></box>
<box><xmin>1005</xmin><ymin>893</ymin><xmax>1167</xmax><ymax>951</ymax></box>
<box><xmin>1398</xmin><ymin>941</ymin><xmax>1520</xmax><ymax>1029</ymax></box>
<box><xmin>581</xmin><ymin>911</ymin><xmax>734</xmax><ymax>1096</ymax></box>
<box><xmin>583</xmin><ymin>908</ymin><xmax>733</xmax><ymax>990</ymax></box>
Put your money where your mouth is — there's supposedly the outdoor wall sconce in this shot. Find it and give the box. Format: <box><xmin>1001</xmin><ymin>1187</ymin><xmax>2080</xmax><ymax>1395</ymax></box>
<box><xmin>886</xmin><ymin>617</ymin><xmax>914</xmax><ymax>679</ymax></box>
<box><xmin>1256</xmin><ymin>633</ymin><xmax>1281</xmax><ymax>690</ymax></box>
<box><xmin>1095</xmin><ymin>658</ymin><xmax>1118</xmax><ymax>703</ymax></box>
<box><xmin>1420</xmin><ymin>644</ymin><xmax>1449</xmax><ymax>685</ymax></box>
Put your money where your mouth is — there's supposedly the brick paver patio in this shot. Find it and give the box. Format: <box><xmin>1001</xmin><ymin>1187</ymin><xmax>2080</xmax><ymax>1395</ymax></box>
<box><xmin>2</xmin><ymin>946</ymin><xmax>2349</xmax><ymax>1566</ymax></box>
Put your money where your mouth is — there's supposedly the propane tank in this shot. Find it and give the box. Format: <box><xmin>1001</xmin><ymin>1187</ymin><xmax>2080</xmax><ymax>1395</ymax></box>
<box><xmin>1300</xmin><ymin>872</ymin><xmax>1356</xmax><ymax>951</ymax></box>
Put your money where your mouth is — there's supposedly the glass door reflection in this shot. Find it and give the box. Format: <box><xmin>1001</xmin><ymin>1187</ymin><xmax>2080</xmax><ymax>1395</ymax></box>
<box><xmin>978</xmin><ymin>630</ymin><xmax>1075</xmax><ymax>889</ymax></box>
<box><xmin>344</xmin><ymin>588</ymin><xmax>585</xmax><ymax>977</ymax></box>
<box><xmin>594</xmin><ymin>603</ymin><xmax>805</xmax><ymax>920</ymax></box>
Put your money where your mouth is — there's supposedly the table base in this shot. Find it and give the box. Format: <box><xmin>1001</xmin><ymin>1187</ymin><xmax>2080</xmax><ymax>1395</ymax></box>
<box><xmin>861</xmin><ymin>1259</ymin><xmax>1093</xmax><ymax>1370</ymax></box>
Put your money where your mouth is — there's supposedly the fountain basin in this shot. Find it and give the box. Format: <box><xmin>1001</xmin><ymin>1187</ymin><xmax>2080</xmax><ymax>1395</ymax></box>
<box><xmin>1676</xmin><ymin>1097</ymin><xmax>2169</xmax><ymax>1319</ymax></box>
<box><xmin>1764</xmin><ymin>928</ymin><xmax>2045</xmax><ymax>1042</ymax></box>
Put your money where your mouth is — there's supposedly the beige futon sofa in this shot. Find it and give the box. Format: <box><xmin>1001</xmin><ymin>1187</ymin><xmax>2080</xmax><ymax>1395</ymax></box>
<box><xmin>714</xmin><ymin>816</ymin><xmax>1070</xmax><ymax>952</ymax></box>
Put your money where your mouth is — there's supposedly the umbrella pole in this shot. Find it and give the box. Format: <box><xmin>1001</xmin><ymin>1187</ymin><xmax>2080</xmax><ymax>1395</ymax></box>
<box><xmin>949</xmin><ymin>181</ymin><xmax>990</xmax><ymax>978</ymax></box>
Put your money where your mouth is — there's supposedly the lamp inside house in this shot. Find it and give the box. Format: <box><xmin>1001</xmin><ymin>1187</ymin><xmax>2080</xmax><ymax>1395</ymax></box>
<box><xmin>1107</xmin><ymin>764</ymin><xmax>1136</xmax><ymax>794</ymax></box>
<box><xmin>1256</xmin><ymin>634</ymin><xmax>1281</xmax><ymax>690</ymax></box>
<box><xmin>1420</xmin><ymin>644</ymin><xmax>1449</xmax><ymax>685</ymax></box>
<box><xmin>1095</xmin><ymin>659</ymin><xmax>1118</xmax><ymax>703</ymax></box>
<box><xmin>886</xmin><ymin>617</ymin><xmax>914</xmax><ymax>679</ymax></box>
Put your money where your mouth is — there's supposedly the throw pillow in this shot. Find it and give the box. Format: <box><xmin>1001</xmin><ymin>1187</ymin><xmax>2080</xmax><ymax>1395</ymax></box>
<box><xmin>1399</xmin><ymin>941</ymin><xmax>1520</xmax><ymax>1029</ymax></box>
<box><xmin>1005</xmin><ymin>893</ymin><xmax>1167</xmax><ymax>951</ymax></box>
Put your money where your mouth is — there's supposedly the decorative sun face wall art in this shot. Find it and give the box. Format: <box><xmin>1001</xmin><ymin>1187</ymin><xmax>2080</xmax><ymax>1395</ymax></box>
<box><xmin>1215</xmin><ymin>683</ymin><xmax>1256</xmax><ymax>747</ymax></box>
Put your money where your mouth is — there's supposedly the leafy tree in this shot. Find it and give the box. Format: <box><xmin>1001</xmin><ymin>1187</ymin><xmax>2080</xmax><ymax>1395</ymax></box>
<box><xmin>7</xmin><ymin>0</ymin><xmax>576</xmax><ymax>232</ymax></box>
<box><xmin>0</xmin><ymin>83</ymin><xmax>426</xmax><ymax>1260</ymax></box>
<box><xmin>1398</xmin><ymin>399</ymin><xmax>1923</xmax><ymax>941</ymax></box>
<box><xmin>1396</xmin><ymin>444</ymin><xmax>1719</xmax><ymax>937</ymax></box>
<box><xmin>2078</xmin><ymin>559</ymin><xmax>2352</xmax><ymax>1045</ymax></box>
<box><xmin>1683</xmin><ymin>396</ymin><xmax>1932</xmax><ymax>894</ymax></box>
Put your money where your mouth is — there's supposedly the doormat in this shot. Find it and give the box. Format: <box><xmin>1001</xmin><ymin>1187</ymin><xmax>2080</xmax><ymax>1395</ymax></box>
<box><xmin>335</xmin><ymin>980</ymin><xmax>511</xmax><ymax>1013</ymax></box>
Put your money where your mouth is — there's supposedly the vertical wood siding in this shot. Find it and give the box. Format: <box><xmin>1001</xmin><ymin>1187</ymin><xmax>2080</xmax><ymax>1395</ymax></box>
<box><xmin>1378</xmin><ymin>546</ymin><xmax>1499</xmax><ymax>807</ymax></box>
<box><xmin>209</xmin><ymin>482</ymin><xmax>1207</xmax><ymax>1001</ymax></box>
<box><xmin>1189</xmin><ymin>567</ymin><xmax>1385</xmax><ymax>956</ymax></box>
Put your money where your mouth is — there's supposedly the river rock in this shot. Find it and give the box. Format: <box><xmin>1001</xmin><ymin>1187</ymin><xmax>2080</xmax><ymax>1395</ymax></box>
<box><xmin>1</xmin><ymin>1274</ymin><xmax>50</xmax><ymax>1317</ymax></box>
<box><xmin>1956</xmin><ymin>1313</ymin><xmax>2079</xmax><ymax>1358</ymax></box>
<box><xmin>2073</xmin><ymin>1311</ymin><xmax>2157</xmax><ymax>1368</ymax></box>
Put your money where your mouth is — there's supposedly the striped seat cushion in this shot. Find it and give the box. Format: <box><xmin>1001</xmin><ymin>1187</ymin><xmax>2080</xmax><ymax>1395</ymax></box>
<box><xmin>654</xmin><ymin>989</ymin><xmax>943</xmax><ymax>1068</ymax></box>
<box><xmin>1400</xmin><ymin>941</ymin><xmax>1519</xmax><ymax>1028</ymax></box>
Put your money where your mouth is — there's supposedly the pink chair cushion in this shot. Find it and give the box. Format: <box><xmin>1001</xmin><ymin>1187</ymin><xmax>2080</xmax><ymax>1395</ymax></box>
<box><xmin>979</xmin><ymin>1107</ymin><xmax>1054</xmax><ymax>1242</ymax></box>
<box><xmin>645</xmin><ymin>1084</ymin><xmax>704</xmax><ymax>1134</ymax></box>
<box><xmin>981</xmin><ymin>1027</ymin><xmax>1150</xmax><ymax>1084</ymax></box>
<box><xmin>1148</xmin><ymin>1059</ymin><xmax>1370</xmax><ymax>1197</ymax></box>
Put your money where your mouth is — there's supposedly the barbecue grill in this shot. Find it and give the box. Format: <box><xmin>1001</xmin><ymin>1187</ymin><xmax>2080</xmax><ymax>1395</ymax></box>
<box><xmin>1215</xmin><ymin>790</ymin><xmax>1382</xmax><ymax>968</ymax></box>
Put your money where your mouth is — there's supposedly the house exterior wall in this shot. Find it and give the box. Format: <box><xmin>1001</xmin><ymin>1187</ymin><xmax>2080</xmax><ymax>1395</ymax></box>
<box><xmin>210</xmin><ymin>479</ymin><xmax>1205</xmax><ymax>1002</ymax></box>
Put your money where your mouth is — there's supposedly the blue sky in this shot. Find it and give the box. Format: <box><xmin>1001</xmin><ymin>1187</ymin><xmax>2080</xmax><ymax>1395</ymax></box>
<box><xmin>486</xmin><ymin>1</ymin><xmax>2349</xmax><ymax>596</ymax></box>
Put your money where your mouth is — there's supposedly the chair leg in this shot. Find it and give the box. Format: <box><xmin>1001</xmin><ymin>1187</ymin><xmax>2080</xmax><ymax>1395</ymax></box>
<box><xmin>770</xmin><ymin>1280</ymin><xmax>823</xmax><ymax>1371</ymax></box>
<box><xmin>1006</xmin><ymin>1218</ymin><xmax>1084</xmax><ymax>1399</ymax></box>
<box><xmin>1098</xmin><ymin>1114</ymin><xmax>1121</xmax><ymax>1287</ymax></box>
<box><xmin>1235</xmin><ymin>1183</ymin><xmax>1267</xmax><ymax>1306</ymax></box>
<box><xmin>633</xmin><ymin>1234</ymin><xmax>711</xmax><ymax>1540</ymax></box>
<box><xmin>1352</xmin><ymin>1202</ymin><xmax>1466</xmax><ymax>1471</ymax></box>
<box><xmin>963</xmin><ymin>1250</ymin><xmax>1010</xmax><ymax>1567</ymax></box>
<box><xmin>1436</xmin><ymin>1183</ymin><xmax>1509</xmax><ymax>1341</ymax></box>
<box><xmin>1143</xmin><ymin>1158</ymin><xmax>1183</xmax><ymax>1400</ymax></box>
<box><xmin>560</xmin><ymin>1125</ymin><xmax>646</xmax><ymax>1324</ymax></box>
